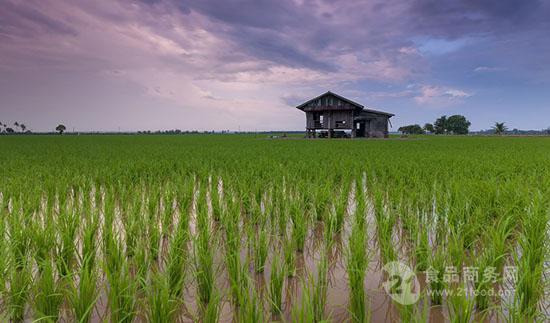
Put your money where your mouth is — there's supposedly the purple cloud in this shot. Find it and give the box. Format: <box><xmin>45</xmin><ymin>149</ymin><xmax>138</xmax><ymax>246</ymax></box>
<box><xmin>0</xmin><ymin>0</ymin><xmax>549</xmax><ymax>131</ymax></box>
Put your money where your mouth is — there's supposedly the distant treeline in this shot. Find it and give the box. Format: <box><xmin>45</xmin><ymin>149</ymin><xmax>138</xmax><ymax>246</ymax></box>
<box><xmin>398</xmin><ymin>115</ymin><xmax>550</xmax><ymax>136</ymax></box>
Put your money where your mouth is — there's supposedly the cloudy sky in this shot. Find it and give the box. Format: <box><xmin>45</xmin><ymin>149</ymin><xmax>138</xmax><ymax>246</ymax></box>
<box><xmin>1</xmin><ymin>0</ymin><xmax>549</xmax><ymax>132</ymax></box>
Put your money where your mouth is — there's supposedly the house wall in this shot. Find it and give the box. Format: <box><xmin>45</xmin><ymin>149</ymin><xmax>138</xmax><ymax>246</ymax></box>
<box><xmin>329</xmin><ymin>110</ymin><xmax>353</xmax><ymax>129</ymax></box>
<box><xmin>361</xmin><ymin>114</ymin><xmax>389</xmax><ymax>137</ymax></box>
<box><xmin>306</xmin><ymin>110</ymin><xmax>354</xmax><ymax>129</ymax></box>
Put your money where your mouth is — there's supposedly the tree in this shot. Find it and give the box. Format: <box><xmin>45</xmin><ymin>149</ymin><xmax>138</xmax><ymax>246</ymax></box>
<box><xmin>433</xmin><ymin>115</ymin><xmax>471</xmax><ymax>135</ymax></box>
<box><xmin>492</xmin><ymin>122</ymin><xmax>507</xmax><ymax>135</ymax></box>
<box><xmin>434</xmin><ymin>116</ymin><xmax>447</xmax><ymax>134</ymax></box>
<box><xmin>56</xmin><ymin>124</ymin><xmax>66</xmax><ymax>135</ymax></box>
<box><xmin>446</xmin><ymin>115</ymin><xmax>471</xmax><ymax>134</ymax></box>
<box><xmin>398</xmin><ymin>124</ymin><xmax>424</xmax><ymax>135</ymax></box>
<box><xmin>6</xmin><ymin>127</ymin><xmax>14</xmax><ymax>134</ymax></box>
<box><xmin>424</xmin><ymin>123</ymin><xmax>435</xmax><ymax>133</ymax></box>
<box><xmin>20</xmin><ymin>124</ymin><xmax>26</xmax><ymax>132</ymax></box>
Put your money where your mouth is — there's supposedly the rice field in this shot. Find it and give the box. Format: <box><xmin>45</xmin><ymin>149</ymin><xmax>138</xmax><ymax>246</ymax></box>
<box><xmin>0</xmin><ymin>134</ymin><xmax>548</xmax><ymax>322</ymax></box>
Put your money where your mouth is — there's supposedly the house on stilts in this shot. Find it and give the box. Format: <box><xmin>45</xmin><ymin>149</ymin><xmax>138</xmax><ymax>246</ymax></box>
<box><xmin>296</xmin><ymin>91</ymin><xmax>394</xmax><ymax>138</ymax></box>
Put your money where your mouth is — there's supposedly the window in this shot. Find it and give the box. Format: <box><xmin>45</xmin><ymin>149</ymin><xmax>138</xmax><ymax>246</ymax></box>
<box><xmin>319</xmin><ymin>115</ymin><xmax>324</xmax><ymax>124</ymax></box>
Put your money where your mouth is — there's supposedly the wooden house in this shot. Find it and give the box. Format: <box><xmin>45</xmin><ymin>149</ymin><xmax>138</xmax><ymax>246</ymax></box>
<box><xmin>296</xmin><ymin>91</ymin><xmax>394</xmax><ymax>138</ymax></box>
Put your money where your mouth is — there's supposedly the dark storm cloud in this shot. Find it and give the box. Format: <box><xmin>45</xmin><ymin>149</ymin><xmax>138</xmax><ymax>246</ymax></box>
<box><xmin>134</xmin><ymin>0</ymin><xmax>548</xmax><ymax>75</ymax></box>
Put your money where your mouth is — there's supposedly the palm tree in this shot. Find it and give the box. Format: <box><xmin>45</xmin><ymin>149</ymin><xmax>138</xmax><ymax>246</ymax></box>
<box><xmin>493</xmin><ymin>122</ymin><xmax>507</xmax><ymax>135</ymax></box>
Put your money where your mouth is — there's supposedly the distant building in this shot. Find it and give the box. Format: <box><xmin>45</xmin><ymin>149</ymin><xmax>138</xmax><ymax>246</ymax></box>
<box><xmin>296</xmin><ymin>91</ymin><xmax>394</xmax><ymax>138</ymax></box>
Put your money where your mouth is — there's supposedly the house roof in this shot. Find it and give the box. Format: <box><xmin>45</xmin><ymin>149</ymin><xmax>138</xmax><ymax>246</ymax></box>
<box><xmin>296</xmin><ymin>91</ymin><xmax>394</xmax><ymax>117</ymax></box>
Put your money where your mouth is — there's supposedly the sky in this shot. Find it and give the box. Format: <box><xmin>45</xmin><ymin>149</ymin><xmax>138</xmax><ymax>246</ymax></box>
<box><xmin>1</xmin><ymin>0</ymin><xmax>550</xmax><ymax>132</ymax></box>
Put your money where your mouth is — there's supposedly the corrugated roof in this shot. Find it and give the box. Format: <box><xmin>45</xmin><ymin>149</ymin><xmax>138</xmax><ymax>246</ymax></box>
<box><xmin>296</xmin><ymin>91</ymin><xmax>394</xmax><ymax>117</ymax></box>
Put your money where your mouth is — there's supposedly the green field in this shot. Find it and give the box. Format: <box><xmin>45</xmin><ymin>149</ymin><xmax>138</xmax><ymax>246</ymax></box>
<box><xmin>0</xmin><ymin>135</ymin><xmax>548</xmax><ymax>322</ymax></box>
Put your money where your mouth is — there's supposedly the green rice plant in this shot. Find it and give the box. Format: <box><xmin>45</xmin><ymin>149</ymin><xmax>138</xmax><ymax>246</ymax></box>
<box><xmin>31</xmin><ymin>220</ymin><xmax>56</xmax><ymax>272</ymax></box>
<box><xmin>210</xmin><ymin>177</ymin><xmax>222</xmax><ymax>222</ymax></box>
<box><xmin>414</xmin><ymin>213</ymin><xmax>430</xmax><ymax>272</ymax></box>
<box><xmin>7</xmin><ymin>207</ymin><xmax>31</xmax><ymax>272</ymax></box>
<box><xmin>252</xmin><ymin>224</ymin><xmax>270</xmax><ymax>273</ymax></box>
<box><xmin>132</xmin><ymin>238</ymin><xmax>151</xmax><ymax>292</ymax></box>
<box><xmin>161</xmin><ymin>184</ymin><xmax>175</xmax><ymax>237</ymax></box>
<box><xmin>291</xmin><ymin>198</ymin><xmax>308</xmax><ymax>253</ymax></box>
<box><xmin>376</xmin><ymin>204</ymin><xmax>396</xmax><ymax>264</ymax></box>
<box><xmin>268</xmin><ymin>251</ymin><xmax>285</xmax><ymax>314</ymax></box>
<box><xmin>236</xmin><ymin>280</ymin><xmax>265</xmax><ymax>323</ymax></box>
<box><xmin>447</xmin><ymin>229</ymin><xmax>465</xmax><ymax>270</ymax></box>
<box><xmin>334</xmin><ymin>184</ymin><xmax>350</xmax><ymax>233</ymax></box>
<box><xmin>427</xmin><ymin>246</ymin><xmax>446</xmax><ymax>306</ymax></box>
<box><xmin>346</xmin><ymin>219</ymin><xmax>369</xmax><ymax>323</ymax></box>
<box><xmin>55</xmin><ymin>206</ymin><xmax>79</xmax><ymax>277</ymax></box>
<box><xmin>447</xmin><ymin>285</ymin><xmax>476</xmax><ymax>323</ymax></box>
<box><xmin>513</xmin><ymin>193</ymin><xmax>548</xmax><ymax>319</ymax></box>
<box><xmin>146</xmin><ymin>191</ymin><xmax>161</xmax><ymax>261</ymax></box>
<box><xmin>223</xmin><ymin>197</ymin><xmax>247</xmax><ymax>307</ymax></box>
<box><xmin>146</xmin><ymin>271</ymin><xmax>179</xmax><ymax>323</ymax></box>
<box><xmin>68</xmin><ymin>255</ymin><xmax>99</xmax><ymax>323</ymax></box>
<box><xmin>6</xmin><ymin>263</ymin><xmax>32</xmax><ymax>322</ymax></box>
<box><xmin>314</xmin><ymin>184</ymin><xmax>331</xmax><ymax>222</ymax></box>
<box><xmin>395</xmin><ymin>293</ymin><xmax>430</xmax><ymax>323</ymax></box>
<box><xmin>0</xmin><ymin>212</ymin><xmax>7</xmax><ymax>298</ymax></box>
<box><xmin>202</xmin><ymin>288</ymin><xmax>222</xmax><ymax>323</ymax></box>
<box><xmin>290</xmin><ymin>276</ymin><xmax>323</xmax><ymax>323</ymax></box>
<box><xmin>81</xmin><ymin>212</ymin><xmax>98</xmax><ymax>274</ymax></box>
<box><xmin>124</xmin><ymin>197</ymin><xmax>142</xmax><ymax>259</ymax></box>
<box><xmin>225</xmin><ymin>249</ymin><xmax>247</xmax><ymax>307</ymax></box>
<box><xmin>105</xmin><ymin>259</ymin><xmax>138</xmax><ymax>323</ymax></box>
<box><xmin>104</xmin><ymin>228</ymin><xmax>125</xmax><ymax>280</ymax></box>
<box><xmin>473</xmin><ymin>242</ymin><xmax>502</xmax><ymax>311</ymax></box>
<box><xmin>165</xmin><ymin>218</ymin><xmax>189</xmax><ymax>299</ymax></box>
<box><xmin>283</xmin><ymin>232</ymin><xmax>296</xmax><ymax>277</ymax></box>
<box><xmin>194</xmin><ymin>190</ymin><xmax>216</xmax><ymax>305</ymax></box>
<box><xmin>276</xmin><ymin>189</ymin><xmax>289</xmax><ymax>236</ymax></box>
<box><xmin>313</xmin><ymin>248</ymin><xmax>329</xmax><ymax>322</ymax></box>
<box><xmin>34</xmin><ymin>260</ymin><xmax>64</xmax><ymax>323</ymax></box>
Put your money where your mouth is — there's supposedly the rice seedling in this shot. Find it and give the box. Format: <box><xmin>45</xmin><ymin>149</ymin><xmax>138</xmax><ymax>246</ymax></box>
<box><xmin>447</xmin><ymin>287</ymin><xmax>476</xmax><ymax>323</ymax></box>
<box><xmin>268</xmin><ymin>251</ymin><xmax>285</xmax><ymax>314</ymax></box>
<box><xmin>6</xmin><ymin>262</ymin><xmax>32</xmax><ymax>322</ymax></box>
<box><xmin>291</xmin><ymin>197</ymin><xmax>308</xmax><ymax>253</ymax></box>
<box><xmin>291</xmin><ymin>280</ymin><xmax>315</xmax><ymax>323</ymax></box>
<box><xmin>67</xmin><ymin>255</ymin><xmax>99</xmax><ymax>323</ymax></box>
<box><xmin>313</xmin><ymin>247</ymin><xmax>329</xmax><ymax>322</ymax></box>
<box><xmin>146</xmin><ymin>270</ymin><xmax>179</xmax><ymax>323</ymax></box>
<box><xmin>512</xmin><ymin>192</ymin><xmax>548</xmax><ymax>319</ymax></box>
<box><xmin>33</xmin><ymin>260</ymin><xmax>64</xmax><ymax>323</ymax></box>
<box><xmin>428</xmin><ymin>246</ymin><xmax>446</xmax><ymax>306</ymax></box>
<box><xmin>194</xmin><ymin>188</ymin><xmax>216</xmax><ymax>305</ymax></box>
<box><xmin>283</xmin><ymin>231</ymin><xmax>296</xmax><ymax>277</ymax></box>
<box><xmin>346</xmin><ymin>217</ymin><xmax>369</xmax><ymax>323</ymax></box>
<box><xmin>104</xmin><ymin>250</ymin><xmax>138</xmax><ymax>323</ymax></box>
<box><xmin>252</xmin><ymin>223</ymin><xmax>270</xmax><ymax>273</ymax></box>
<box><xmin>165</xmin><ymin>221</ymin><xmax>189</xmax><ymax>299</ymax></box>
<box><xmin>202</xmin><ymin>288</ymin><xmax>222</xmax><ymax>323</ymax></box>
